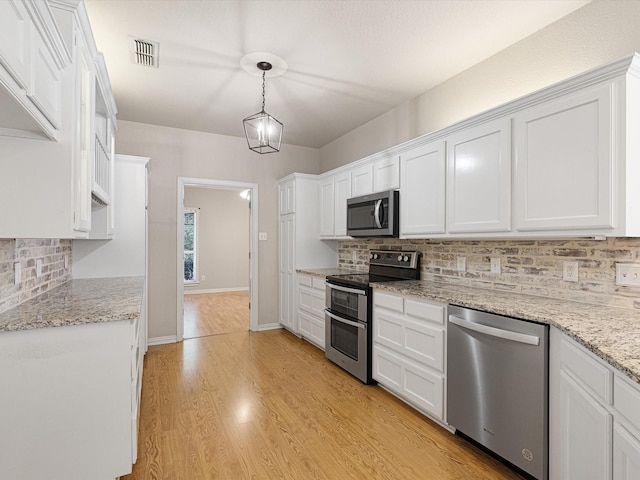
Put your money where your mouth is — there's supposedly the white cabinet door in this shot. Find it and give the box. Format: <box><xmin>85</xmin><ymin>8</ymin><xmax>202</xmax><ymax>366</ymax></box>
<box><xmin>0</xmin><ymin>0</ymin><xmax>31</xmax><ymax>89</ymax></box>
<box><xmin>400</xmin><ymin>141</ymin><xmax>446</xmax><ymax>235</ymax></box>
<box><xmin>279</xmin><ymin>179</ymin><xmax>295</xmax><ymax>215</ymax></box>
<box><xmin>351</xmin><ymin>163</ymin><xmax>374</xmax><ymax>197</ymax></box>
<box><xmin>319</xmin><ymin>177</ymin><xmax>335</xmax><ymax>237</ymax></box>
<box><xmin>447</xmin><ymin>117</ymin><xmax>511</xmax><ymax>233</ymax></box>
<box><xmin>29</xmin><ymin>31</ymin><xmax>62</xmax><ymax>128</ymax></box>
<box><xmin>279</xmin><ymin>214</ymin><xmax>295</xmax><ymax>331</ymax></box>
<box><xmin>614</xmin><ymin>424</ymin><xmax>640</xmax><ymax>480</ymax></box>
<box><xmin>373</xmin><ymin>155</ymin><xmax>399</xmax><ymax>192</ymax></box>
<box><xmin>552</xmin><ymin>369</ymin><xmax>613</xmax><ymax>480</ymax></box>
<box><xmin>334</xmin><ymin>172</ymin><xmax>351</xmax><ymax>237</ymax></box>
<box><xmin>514</xmin><ymin>82</ymin><xmax>614</xmax><ymax>231</ymax></box>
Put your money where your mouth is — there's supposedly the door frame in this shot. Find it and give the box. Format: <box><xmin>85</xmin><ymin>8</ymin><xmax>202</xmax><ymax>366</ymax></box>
<box><xmin>176</xmin><ymin>177</ymin><xmax>259</xmax><ymax>340</ymax></box>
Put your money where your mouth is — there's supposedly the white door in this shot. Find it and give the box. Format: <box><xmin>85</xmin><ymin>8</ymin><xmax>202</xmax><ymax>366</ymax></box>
<box><xmin>400</xmin><ymin>141</ymin><xmax>446</xmax><ymax>235</ymax></box>
<box><xmin>513</xmin><ymin>82</ymin><xmax>614</xmax><ymax>231</ymax></box>
<box><xmin>447</xmin><ymin>117</ymin><xmax>511</xmax><ymax>233</ymax></box>
<box><xmin>279</xmin><ymin>214</ymin><xmax>295</xmax><ymax>330</ymax></box>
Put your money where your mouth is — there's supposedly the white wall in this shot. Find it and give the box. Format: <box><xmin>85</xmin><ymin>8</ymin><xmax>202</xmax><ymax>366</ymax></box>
<box><xmin>115</xmin><ymin>121</ymin><xmax>319</xmax><ymax>340</ymax></box>
<box><xmin>319</xmin><ymin>0</ymin><xmax>640</xmax><ymax>171</ymax></box>
<box><xmin>183</xmin><ymin>187</ymin><xmax>250</xmax><ymax>292</ymax></box>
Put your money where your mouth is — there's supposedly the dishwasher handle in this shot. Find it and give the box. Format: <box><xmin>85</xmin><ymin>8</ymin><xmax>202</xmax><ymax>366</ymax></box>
<box><xmin>448</xmin><ymin>315</ymin><xmax>540</xmax><ymax>346</ymax></box>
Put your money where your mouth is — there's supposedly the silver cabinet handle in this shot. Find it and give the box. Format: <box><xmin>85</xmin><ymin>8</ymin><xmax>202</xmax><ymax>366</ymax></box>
<box><xmin>326</xmin><ymin>282</ymin><xmax>367</xmax><ymax>296</ymax></box>
<box><xmin>448</xmin><ymin>315</ymin><xmax>540</xmax><ymax>346</ymax></box>
<box><xmin>326</xmin><ymin>310</ymin><xmax>366</xmax><ymax>329</ymax></box>
<box><xmin>374</xmin><ymin>199</ymin><xmax>383</xmax><ymax>229</ymax></box>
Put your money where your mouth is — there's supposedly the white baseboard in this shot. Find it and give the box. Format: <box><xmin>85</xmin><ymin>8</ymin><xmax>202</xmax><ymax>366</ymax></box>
<box><xmin>256</xmin><ymin>323</ymin><xmax>282</xmax><ymax>331</ymax></box>
<box><xmin>184</xmin><ymin>287</ymin><xmax>249</xmax><ymax>295</ymax></box>
<box><xmin>148</xmin><ymin>335</ymin><xmax>178</xmax><ymax>346</ymax></box>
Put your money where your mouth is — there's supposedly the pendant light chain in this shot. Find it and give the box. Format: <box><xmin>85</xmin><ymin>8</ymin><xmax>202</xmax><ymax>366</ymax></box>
<box><xmin>261</xmin><ymin>70</ymin><xmax>266</xmax><ymax>113</ymax></box>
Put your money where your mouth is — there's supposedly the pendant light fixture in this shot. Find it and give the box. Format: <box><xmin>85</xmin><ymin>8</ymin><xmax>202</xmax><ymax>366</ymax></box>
<box><xmin>243</xmin><ymin>61</ymin><xmax>283</xmax><ymax>154</ymax></box>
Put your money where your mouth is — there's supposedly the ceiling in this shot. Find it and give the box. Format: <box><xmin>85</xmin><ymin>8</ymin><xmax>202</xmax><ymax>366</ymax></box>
<box><xmin>84</xmin><ymin>0</ymin><xmax>590</xmax><ymax>149</ymax></box>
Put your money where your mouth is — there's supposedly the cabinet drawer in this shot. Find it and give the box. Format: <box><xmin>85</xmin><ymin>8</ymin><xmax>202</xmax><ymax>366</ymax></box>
<box><xmin>614</xmin><ymin>375</ymin><xmax>640</xmax><ymax>433</ymax></box>
<box><xmin>405</xmin><ymin>298</ymin><xmax>445</xmax><ymax>325</ymax></box>
<box><xmin>298</xmin><ymin>285</ymin><xmax>325</xmax><ymax>318</ymax></box>
<box><xmin>312</xmin><ymin>277</ymin><xmax>325</xmax><ymax>290</ymax></box>
<box><xmin>373</xmin><ymin>344</ymin><xmax>444</xmax><ymax>420</ymax></box>
<box><xmin>561</xmin><ymin>335</ymin><xmax>612</xmax><ymax>405</ymax></box>
<box><xmin>297</xmin><ymin>274</ymin><xmax>312</xmax><ymax>287</ymax></box>
<box><xmin>374</xmin><ymin>291</ymin><xmax>403</xmax><ymax>313</ymax></box>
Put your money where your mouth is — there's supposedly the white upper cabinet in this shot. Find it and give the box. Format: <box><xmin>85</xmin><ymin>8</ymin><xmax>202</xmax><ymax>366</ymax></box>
<box><xmin>514</xmin><ymin>82</ymin><xmax>614</xmax><ymax>232</ymax></box>
<box><xmin>351</xmin><ymin>163</ymin><xmax>374</xmax><ymax>197</ymax></box>
<box><xmin>334</xmin><ymin>171</ymin><xmax>351</xmax><ymax>237</ymax></box>
<box><xmin>400</xmin><ymin>141</ymin><xmax>446</xmax><ymax>236</ymax></box>
<box><xmin>319</xmin><ymin>177</ymin><xmax>335</xmax><ymax>237</ymax></box>
<box><xmin>373</xmin><ymin>155</ymin><xmax>400</xmax><ymax>192</ymax></box>
<box><xmin>279</xmin><ymin>177</ymin><xmax>295</xmax><ymax>215</ymax></box>
<box><xmin>446</xmin><ymin>117</ymin><xmax>511</xmax><ymax>233</ymax></box>
<box><xmin>0</xmin><ymin>0</ymin><xmax>31</xmax><ymax>90</ymax></box>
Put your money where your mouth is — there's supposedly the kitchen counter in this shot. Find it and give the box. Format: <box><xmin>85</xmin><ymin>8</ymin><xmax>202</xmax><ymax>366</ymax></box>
<box><xmin>0</xmin><ymin>277</ymin><xmax>144</xmax><ymax>332</ymax></box>
<box><xmin>297</xmin><ymin>267</ymin><xmax>365</xmax><ymax>278</ymax></box>
<box><xmin>373</xmin><ymin>278</ymin><xmax>640</xmax><ymax>385</ymax></box>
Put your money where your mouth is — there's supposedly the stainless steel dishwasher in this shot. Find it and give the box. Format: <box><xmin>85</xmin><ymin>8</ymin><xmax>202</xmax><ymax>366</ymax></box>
<box><xmin>447</xmin><ymin>305</ymin><xmax>549</xmax><ymax>480</ymax></box>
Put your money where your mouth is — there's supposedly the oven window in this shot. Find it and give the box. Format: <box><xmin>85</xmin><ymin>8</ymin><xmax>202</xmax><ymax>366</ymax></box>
<box><xmin>330</xmin><ymin>318</ymin><xmax>359</xmax><ymax>361</ymax></box>
<box><xmin>330</xmin><ymin>289</ymin><xmax>362</xmax><ymax>320</ymax></box>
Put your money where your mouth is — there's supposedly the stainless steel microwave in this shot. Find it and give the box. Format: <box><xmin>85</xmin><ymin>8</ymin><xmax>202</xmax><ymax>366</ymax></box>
<box><xmin>346</xmin><ymin>190</ymin><xmax>399</xmax><ymax>237</ymax></box>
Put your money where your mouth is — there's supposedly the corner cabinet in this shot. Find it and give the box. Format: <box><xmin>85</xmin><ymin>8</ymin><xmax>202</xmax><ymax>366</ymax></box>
<box><xmin>0</xmin><ymin>0</ymin><xmax>117</xmax><ymax>239</ymax></box>
<box><xmin>550</xmin><ymin>327</ymin><xmax>640</xmax><ymax>480</ymax></box>
<box><xmin>278</xmin><ymin>174</ymin><xmax>337</xmax><ymax>334</ymax></box>
<box><xmin>372</xmin><ymin>290</ymin><xmax>447</xmax><ymax>424</ymax></box>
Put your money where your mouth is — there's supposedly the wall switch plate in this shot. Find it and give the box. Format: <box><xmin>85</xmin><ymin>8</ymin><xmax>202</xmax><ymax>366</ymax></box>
<box><xmin>64</xmin><ymin>255</ymin><xmax>69</xmax><ymax>270</ymax></box>
<box><xmin>616</xmin><ymin>263</ymin><xmax>640</xmax><ymax>287</ymax></box>
<box><xmin>258</xmin><ymin>232</ymin><xmax>267</xmax><ymax>241</ymax></box>
<box><xmin>352</xmin><ymin>251</ymin><xmax>358</xmax><ymax>261</ymax></box>
<box><xmin>457</xmin><ymin>256</ymin><xmax>466</xmax><ymax>272</ymax></box>
<box><xmin>563</xmin><ymin>261</ymin><xmax>579</xmax><ymax>282</ymax></box>
<box><xmin>490</xmin><ymin>257</ymin><xmax>501</xmax><ymax>274</ymax></box>
<box><xmin>36</xmin><ymin>259</ymin><xmax>43</xmax><ymax>278</ymax></box>
<box><xmin>14</xmin><ymin>262</ymin><xmax>21</xmax><ymax>285</ymax></box>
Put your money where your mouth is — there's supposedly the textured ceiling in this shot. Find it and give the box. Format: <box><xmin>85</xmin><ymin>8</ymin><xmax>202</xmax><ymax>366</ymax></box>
<box><xmin>84</xmin><ymin>0</ymin><xmax>590</xmax><ymax>149</ymax></box>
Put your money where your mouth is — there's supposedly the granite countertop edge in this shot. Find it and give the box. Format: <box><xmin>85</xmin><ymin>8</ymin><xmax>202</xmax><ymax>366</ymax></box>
<box><xmin>0</xmin><ymin>277</ymin><xmax>145</xmax><ymax>333</ymax></box>
<box><xmin>298</xmin><ymin>268</ymin><xmax>640</xmax><ymax>385</ymax></box>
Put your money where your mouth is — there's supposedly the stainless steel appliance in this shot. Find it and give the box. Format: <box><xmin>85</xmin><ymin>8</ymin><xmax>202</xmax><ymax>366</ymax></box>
<box><xmin>346</xmin><ymin>190</ymin><xmax>399</xmax><ymax>237</ymax></box>
<box><xmin>447</xmin><ymin>305</ymin><xmax>549</xmax><ymax>480</ymax></box>
<box><xmin>325</xmin><ymin>250</ymin><xmax>419</xmax><ymax>384</ymax></box>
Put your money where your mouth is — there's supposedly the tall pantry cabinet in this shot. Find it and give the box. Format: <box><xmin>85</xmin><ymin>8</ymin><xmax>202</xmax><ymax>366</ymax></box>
<box><xmin>278</xmin><ymin>174</ymin><xmax>337</xmax><ymax>333</ymax></box>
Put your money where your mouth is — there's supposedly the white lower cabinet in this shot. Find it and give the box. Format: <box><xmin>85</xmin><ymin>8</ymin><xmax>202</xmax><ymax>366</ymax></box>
<box><xmin>550</xmin><ymin>327</ymin><xmax>640</xmax><ymax>480</ymax></box>
<box><xmin>372</xmin><ymin>290</ymin><xmax>446</xmax><ymax>423</ymax></box>
<box><xmin>297</xmin><ymin>273</ymin><xmax>326</xmax><ymax>349</ymax></box>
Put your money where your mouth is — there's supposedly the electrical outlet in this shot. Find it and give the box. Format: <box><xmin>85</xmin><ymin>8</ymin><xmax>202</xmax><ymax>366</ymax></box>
<box><xmin>457</xmin><ymin>256</ymin><xmax>466</xmax><ymax>272</ymax></box>
<box><xmin>14</xmin><ymin>262</ymin><xmax>21</xmax><ymax>285</ymax></box>
<box><xmin>563</xmin><ymin>261</ymin><xmax>579</xmax><ymax>282</ymax></box>
<box><xmin>616</xmin><ymin>263</ymin><xmax>640</xmax><ymax>287</ymax></box>
<box><xmin>64</xmin><ymin>255</ymin><xmax>69</xmax><ymax>270</ymax></box>
<box><xmin>36</xmin><ymin>259</ymin><xmax>43</xmax><ymax>278</ymax></box>
<box><xmin>258</xmin><ymin>232</ymin><xmax>267</xmax><ymax>241</ymax></box>
<box><xmin>201</xmin><ymin>275</ymin><xmax>206</xmax><ymax>281</ymax></box>
<box><xmin>490</xmin><ymin>257</ymin><xmax>501</xmax><ymax>274</ymax></box>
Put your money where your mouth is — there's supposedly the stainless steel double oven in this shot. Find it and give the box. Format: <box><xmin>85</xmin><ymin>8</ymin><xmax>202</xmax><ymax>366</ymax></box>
<box><xmin>325</xmin><ymin>250</ymin><xmax>420</xmax><ymax>384</ymax></box>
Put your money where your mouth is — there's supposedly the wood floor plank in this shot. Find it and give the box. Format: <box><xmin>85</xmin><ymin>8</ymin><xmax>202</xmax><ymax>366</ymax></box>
<box><xmin>184</xmin><ymin>291</ymin><xmax>249</xmax><ymax>338</ymax></box>
<box><xmin>125</xmin><ymin>329</ymin><xmax>522</xmax><ymax>479</ymax></box>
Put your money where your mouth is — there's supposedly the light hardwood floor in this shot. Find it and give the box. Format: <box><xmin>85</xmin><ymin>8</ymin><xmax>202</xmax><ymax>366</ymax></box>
<box><xmin>124</xmin><ymin>329</ymin><xmax>523</xmax><ymax>480</ymax></box>
<box><xmin>184</xmin><ymin>291</ymin><xmax>249</xmax><ymax>338</ymax></box>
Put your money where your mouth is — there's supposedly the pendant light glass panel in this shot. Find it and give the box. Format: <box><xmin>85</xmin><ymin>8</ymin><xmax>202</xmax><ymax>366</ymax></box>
<box><xmin>243</xmin><ymin>111</ymin><xmax>283</xmax><ymax>154</ymax></box>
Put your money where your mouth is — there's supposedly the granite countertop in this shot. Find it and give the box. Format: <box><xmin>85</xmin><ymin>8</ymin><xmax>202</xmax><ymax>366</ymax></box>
<box><xmin>0</xmin><ymin>277</ymin><xmax>144</xmax><ymax>332</ymax></box>
<box><xmin>297</xmin><ymin>267</ymin><xmax>365</xmax><ymax>278</ymax></box>
<box><xmin>372</xmin><ymin>279</ymin><xmax>640</xmax><ymax>385</ymax></box>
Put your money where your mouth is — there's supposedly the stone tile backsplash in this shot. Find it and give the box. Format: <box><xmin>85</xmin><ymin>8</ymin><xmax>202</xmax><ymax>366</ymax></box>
<box><xmin>0</xmin><ymin>239</ymin><xmax>72</xmax><ymax>314</ymax></box>
<box><xmin>338</xmin><ymin>238</ymin><xmax>640</xmax><ymax>309</ymax></box>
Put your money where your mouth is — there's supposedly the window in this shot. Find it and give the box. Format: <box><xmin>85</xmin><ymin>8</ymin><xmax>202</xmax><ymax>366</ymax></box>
<box><xmin>184</xmin><ymin>209</ymin><xmax>198</xmax><ymax>283</ymax></box>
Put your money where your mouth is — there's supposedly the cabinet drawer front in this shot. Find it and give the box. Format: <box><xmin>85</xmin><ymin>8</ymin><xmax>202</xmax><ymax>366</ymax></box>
<box><xmin>561</xmin><ymin>336</ymin><xmax>612</xmax><ymax>404</ymax></box>
<box><xmin>614</xmin><ymin>375</ymin><xmax>640</xmax><ymax>433</ymax></box>
<box><xmin>373</xmin><ymin>344</ymin><xmax>444</xmax><ymax>420</ymax></box>
<box><xmin>613</xmin><ymin>423</ymin><xmax>640</xmax><ymax>480</ymax></box>
<box><xmin>404</xmin><ymin>318</ymin><xmax>445</xmax><ymax>372</ymax></box>
<box><xmin>298</xmin><ymin>275</ymin><xmax>312</xmax><ymax>287</ymax></box>
<box><xmin>405</xmin><ymin>298</ymin><xmax>445</xmax><ymax>325</ymax></box>
<box><xmin>312</xmin><ymin>277</ymin><xmax>325</xmax><ymax>290</ymax></box>
<box><xmin>374</xmin><ymin>309</ymin><xmax>404</xmax><ymax>349</ymax></box>
<box><xmin>298</xmin><ymin>285</ymin><xmax>324</xmax><ymax>317</ymax></box>
<box><xmin>374</xmin><ymin>291</ymin><xmax>403</xmax><ymax>313</ymax></box>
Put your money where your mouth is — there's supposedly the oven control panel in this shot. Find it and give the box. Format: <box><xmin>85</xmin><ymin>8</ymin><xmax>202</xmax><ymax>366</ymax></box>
<box><xmin>370</xmin><ymin>250</ymin><xmax>418</xmax><ymax>269</ymax></box>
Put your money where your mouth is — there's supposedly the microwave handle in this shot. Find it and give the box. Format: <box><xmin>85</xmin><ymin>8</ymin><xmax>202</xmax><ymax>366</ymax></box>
<box><xmin>374</xmin><ymin>199</ymin><xmax>383</xmax><ymax>229</ymax></box>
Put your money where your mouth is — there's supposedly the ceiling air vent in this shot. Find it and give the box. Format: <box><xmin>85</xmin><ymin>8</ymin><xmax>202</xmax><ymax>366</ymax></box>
<box><xmin>129</xmin><ymin>37</ymin><xmax>159</xmax><ymax>68</ymax></box>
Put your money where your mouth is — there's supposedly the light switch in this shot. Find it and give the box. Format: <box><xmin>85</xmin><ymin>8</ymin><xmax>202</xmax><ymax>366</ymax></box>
<box><xmin>14</xmin><ymin>262</ymin><xmax>21</xmax><ymax>285</ymax></box>
<box><xmin>36</xmin><ymin>259</ymin><xmax>43</xmax><ymax>278</ymax></box>
<box><xmin>490</xmin><ymin>257</ymin><xmax>501</xmax><ymax>274</ymax></box>
<box><xmin>457</xmin><ymin>256</ymin><xmax>466</xmax><ymax>272</ymax></box>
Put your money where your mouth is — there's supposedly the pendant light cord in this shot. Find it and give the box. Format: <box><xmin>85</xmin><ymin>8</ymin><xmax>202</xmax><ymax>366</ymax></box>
<box><xmin>261</xmin><ymin>71</ymin><xmax>266</xmax><ymax>113</ymax></box>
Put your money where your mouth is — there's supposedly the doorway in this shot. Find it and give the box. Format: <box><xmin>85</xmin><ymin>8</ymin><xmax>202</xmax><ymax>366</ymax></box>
<box><xmin>177</xmin><ymin>178</ymin><xmax>258</xmax><ymax>341</ymax></box>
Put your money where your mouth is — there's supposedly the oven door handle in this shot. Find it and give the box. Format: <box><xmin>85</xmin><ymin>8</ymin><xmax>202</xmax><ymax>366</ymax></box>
<box><xmin>325</xmin><ymin>282</ymin><xmax>367</xmax><ymax>296</ymax></box>
<box><xmin>449</xmin><ymin>315</ymin><xmax>540</xmax><ymax>346</ymax></box>
<box><xmin>326</xmin><ymin>310</ymin><xmax>366</xmax><ymax>330</ymax></box>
